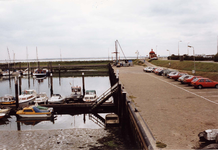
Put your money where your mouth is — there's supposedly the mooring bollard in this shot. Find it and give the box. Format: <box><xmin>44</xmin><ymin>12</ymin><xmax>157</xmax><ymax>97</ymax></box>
<box><xmin>15</xmin><ymin>76</ymin><xmax>19</xmax><ymax>109</ymax></box>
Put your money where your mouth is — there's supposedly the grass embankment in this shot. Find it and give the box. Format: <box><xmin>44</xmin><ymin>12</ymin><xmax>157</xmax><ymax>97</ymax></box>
<box><xmin>150</xmin><ymin>60</ymin><xmax>218</xmax><ymax>81</ymax></box>
<box><xmin>14</xmin><ymin>60</ymin><xmax>111</xmax><ymax>68</ymax></box>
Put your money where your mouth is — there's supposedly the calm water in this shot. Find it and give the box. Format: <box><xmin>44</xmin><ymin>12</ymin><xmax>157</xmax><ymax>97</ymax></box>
<box><xmin>0</xmin><ymin>75</ymin><xmax>110</xmax><ymax>131</ymax></box>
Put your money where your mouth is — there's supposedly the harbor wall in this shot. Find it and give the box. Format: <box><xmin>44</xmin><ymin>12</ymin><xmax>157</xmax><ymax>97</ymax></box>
<box><xmin>108</xmin><ymin>64</ymin><xmax>155</xmax><ymax>150</ymax></box>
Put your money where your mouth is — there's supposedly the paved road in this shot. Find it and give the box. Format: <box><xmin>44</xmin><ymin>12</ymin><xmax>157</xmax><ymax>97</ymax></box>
<box><xmin>117</xmin><ymin>64</ymin><xmax>218</xmax><ymax>149</ymax></box>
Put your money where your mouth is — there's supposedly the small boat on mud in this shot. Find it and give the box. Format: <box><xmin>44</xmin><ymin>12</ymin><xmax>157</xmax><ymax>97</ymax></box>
<box><xmin>83</xmin><ymin>90</ymin><xmax>97</xmax><ymax>102</ymax></box>
<box><xmin>0</xmin><ymin>95</ymin><xmax>16</xmax><ymax>105</ymax></box>
<box><xmin>48</xmin><ymin>94</ymin><xmax>65</xmax><ymax>104</ymax></box>
<box><xmin>105</xmin><ymin>113</ymin><xmax>119</xmax><ymax>127</ymax></box>
<box><xmin>34</xmin><ymin>92</ymin><xmax>48</xmax><ymax>104</ymax></box>
<box><xmin>16</xmin><ymin>105</ymin><xmax>53</xmax><ymax>118</ymax></box>
<box><xmin>19</xmin><ymin>89</ymin><xmax>37</xmax><ymax>104</ymax></box>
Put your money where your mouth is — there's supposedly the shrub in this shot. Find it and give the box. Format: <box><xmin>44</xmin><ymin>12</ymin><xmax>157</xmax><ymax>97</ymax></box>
<box><xmin>214</xmin><ymin>53</ymin><xmax>218</xmax><ymax>62</ymax></box>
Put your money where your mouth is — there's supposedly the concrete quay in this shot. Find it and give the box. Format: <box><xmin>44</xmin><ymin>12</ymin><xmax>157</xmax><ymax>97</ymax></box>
<box><xmin>116</xmin><ymin>64</ymin><xmax>218</xmax><ymax>149</ymax></box>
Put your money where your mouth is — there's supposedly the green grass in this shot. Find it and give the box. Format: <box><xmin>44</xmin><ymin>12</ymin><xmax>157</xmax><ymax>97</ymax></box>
<box><xmin>156</xmin><ymin>141</ymin><xmax>167</xmax><ymax>148</ymax></box>
<box><xmin>9</xmin><ymin>60</ymin><xmax>111</xmax><ymax>68</ymax></box>
<box><xmin>104</xmin><ymin>141</ymin><xmax>118</xmax><ymax>148</ymax></box>
<box><xmin>150</xmin><ymin>60</ymin><xmax>218</xmax><ymax>81</ymax></box>
<box><xmin>150</xmin><ymin>60</ymin><xmax>218</xmax><ymax>72</ymax></box>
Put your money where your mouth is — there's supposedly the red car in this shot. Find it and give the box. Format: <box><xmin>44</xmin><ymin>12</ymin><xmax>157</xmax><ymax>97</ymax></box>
<box><xmin>183</xmin><ymin>76</ymin><xmax>202</xmax><ymax>85</ymax></box>
<box><xmin>170</xmin><ymin>72</ymin><xmax>188</xmax><ymax>81</ymax></box>
<box><xmin>191</xmin><ymin>78</ymin><xmax>218</xmax><ymax>89</ymax></box>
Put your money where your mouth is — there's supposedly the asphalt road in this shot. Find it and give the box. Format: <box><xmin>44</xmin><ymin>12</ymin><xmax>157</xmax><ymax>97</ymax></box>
<box><xmin>117</xmin><ymin>63</ymin><xmax>218</xmax><ymax>149</ymax></box>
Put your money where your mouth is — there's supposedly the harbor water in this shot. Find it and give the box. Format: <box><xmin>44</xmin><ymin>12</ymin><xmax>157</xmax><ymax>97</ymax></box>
<box><xmin>0</xmin><ymin>75</ymin><xmax>137</xmax><ymax>149</ymax></box>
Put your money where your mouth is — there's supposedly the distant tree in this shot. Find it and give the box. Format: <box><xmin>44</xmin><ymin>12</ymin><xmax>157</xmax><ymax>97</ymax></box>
<box><xmin>214</xmin><ymin>53</ymin><xmax>218</xmax><ymax>62</ymax></box>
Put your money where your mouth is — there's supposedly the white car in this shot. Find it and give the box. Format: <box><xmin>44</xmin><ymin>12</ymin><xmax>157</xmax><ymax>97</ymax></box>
<box><xmin>143</xmin><ymin>67</ymin><xmax>154</xmax><ymax>72</ymax></box>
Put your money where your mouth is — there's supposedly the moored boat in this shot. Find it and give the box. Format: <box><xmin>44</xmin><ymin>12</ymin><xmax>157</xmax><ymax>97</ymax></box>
<box><xmin>105</xmin><ymin>113</ymin><xmax>119</xmax><ymax>127</ymax></box>
<box><xmin>22</xmin><ymin>68</ymin><xmax>31</xmax><ymax>76</ymax></box>
<box><xmin>0</xmin><ymin>108</ymin><xmax>10</xmax><ymax>119</ymax></box>
<box><xmin>16</xmin><ymin>105</ymin><xmax>53</xmax><ymax>118</ymax></box>
<box><xmin>0</xmin><ymin>95</ymin><xmax>16</xmax><ymax>105</ymax></box>
<box><xmin>19</xmin><ymin>89</ymin><xmax>37</xmax><ymax>104</ymax></box>
<box><xmin>66</xmin><ymin>86</ymin><xmax>83</xmax><ymax>102</ymax></box>
<box><xmin>83</xmin><ymin>90</ymin><xmax>97</xmax><ymax>102</ymax></box>
<box><xmin>0</xmin><ymin>108</ymin><xmax>11</xmax><ymax>114</ymax></box>
<box><xmin>33</xmin><ymin>68</ymin><xmax>50</xmax><ymax>77</ymax></box>
<box><xmin>2</xmin><ymin>70</ymin><xmax>13</xmax><ymax>76</ymax></box>
<box><xmin>48</xmin><ymin>94</ymin><xmax>65</xmax><ymax>104</ymax></box>
<box><xmin>34</xmin><ymin>92</ymin><xmax>48</xmax><ymax>104</ymax></box>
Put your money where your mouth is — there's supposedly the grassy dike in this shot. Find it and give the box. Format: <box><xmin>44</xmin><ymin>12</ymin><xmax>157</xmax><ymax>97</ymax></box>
<box><xmin>12</xmin><ymin>60</ymin><xmax>111</xmax><ymax>68</ymax></box>
<box><xmin>149</xmin><ymin>60</ymin><xmax>218</xmax><ymax>81</ymax></box>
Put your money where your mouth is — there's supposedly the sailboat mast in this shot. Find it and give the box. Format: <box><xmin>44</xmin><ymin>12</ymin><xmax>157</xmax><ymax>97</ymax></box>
<box><xmin>36</xmin><ymin>47</ymin><xmax>39</xmax><ymax>69</ymax></box>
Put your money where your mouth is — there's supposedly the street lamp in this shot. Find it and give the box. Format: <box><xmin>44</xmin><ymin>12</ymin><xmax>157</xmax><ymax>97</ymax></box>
<box><xmin>156</xmin><ymin>45</ymin><xmax>158</xmax><ymax>57</ymax></box>
<box><xmin>187</xmin><ymin>42</ymin><xmax>189</xmax><ymax>55</ymax></box>
<box><xmin>188</xmin><ymin>45</ymin><xmax>195</xmax><ymax>75</ymax></box>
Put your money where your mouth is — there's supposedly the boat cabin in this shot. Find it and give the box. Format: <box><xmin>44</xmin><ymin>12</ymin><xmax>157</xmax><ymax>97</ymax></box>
<box><xmin>0</xmin><ymin>95</ymin><xmax>15</xmax><ymax>105</ymax></box>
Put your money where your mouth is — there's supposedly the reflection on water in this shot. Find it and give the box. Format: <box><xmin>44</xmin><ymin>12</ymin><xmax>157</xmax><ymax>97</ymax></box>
<box><xmin>0</xmin><ymin>113</ymin><xmax>107</xmax><ymax>131</ymax></box>
<box><xmin>0</xmin><ymin>76</ymin><xmax>110</xmax><ymax>99</ymax></box>
<box><xmin>0</xmin><ymin>76</ymin><xmax>111</xmax><ymax>131</ymax></box>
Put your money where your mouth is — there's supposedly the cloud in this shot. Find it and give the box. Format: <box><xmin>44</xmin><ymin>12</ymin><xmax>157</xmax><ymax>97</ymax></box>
<box><xmin>0</xmin><ymin>0</ymin><xmax>218</xmax><ymax>61</ymax></box>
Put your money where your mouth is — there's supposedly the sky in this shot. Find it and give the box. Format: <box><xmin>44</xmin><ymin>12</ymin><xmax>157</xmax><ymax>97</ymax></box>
<box><xmin>0</xmin><ymin>0</ymin><xmax>218</xmax><ymax>61</ymax></box>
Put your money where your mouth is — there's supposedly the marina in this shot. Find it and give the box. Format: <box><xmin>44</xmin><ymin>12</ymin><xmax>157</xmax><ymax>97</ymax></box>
<box><xmin>0</xmin><ymin>61</ymin><xmax>158</xmax><ymax>149</ymax></box>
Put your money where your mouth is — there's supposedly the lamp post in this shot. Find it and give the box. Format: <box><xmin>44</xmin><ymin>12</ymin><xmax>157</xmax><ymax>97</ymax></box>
<box><xmin>188</xmin><ymin>45</ymin><xmax>195</xmax><ymax>75</ymax></box>
<box><xmin>187</xmin><ymin>42</ymin><xmax>189</xmax><ymax>55</ymax></box>
<box><xmin>178</xmin><ymin>40</ymin><xmax>182</xmax><ymax>59</ymax></box>
<box><xmin>156</xmin><ymin>45</ymin><xmax>158</xmax><ymax>57</ymax></box>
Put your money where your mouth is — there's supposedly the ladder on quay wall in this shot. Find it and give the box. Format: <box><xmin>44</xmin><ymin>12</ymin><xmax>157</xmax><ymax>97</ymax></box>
<box><xmin>90</xmin><ymin>82</ymin><xmax>119</xmax><ymax>111</ymax></box>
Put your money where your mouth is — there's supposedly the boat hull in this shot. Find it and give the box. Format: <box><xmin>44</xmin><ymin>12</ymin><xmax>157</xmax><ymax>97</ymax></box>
<box><xmin>17</xmin><ymin>113</ymin><xmax>52</xmax><ymax>118</ymax></box>
<box><xmin>0</xmin><ymin>113</ymin><xmax>6</xmax><ymax>119</ymax></box>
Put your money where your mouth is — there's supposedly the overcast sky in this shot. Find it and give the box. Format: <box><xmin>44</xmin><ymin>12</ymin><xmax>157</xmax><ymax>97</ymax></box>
<box><xmin>1</xmin><ymin>0</ymin><xmax>218</xmax><ymax>61</ymax></box>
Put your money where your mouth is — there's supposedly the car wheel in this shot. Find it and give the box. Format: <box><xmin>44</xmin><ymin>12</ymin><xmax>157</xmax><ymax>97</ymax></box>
<box><xmin>198</xmin><ymin>85</ymin><xmax>203</xmax><ymax>89</ymax></box>
<box><xmin>215</xmin><ymin>84</ymin><xmax>218</xmax><ymax>89</ymax></box>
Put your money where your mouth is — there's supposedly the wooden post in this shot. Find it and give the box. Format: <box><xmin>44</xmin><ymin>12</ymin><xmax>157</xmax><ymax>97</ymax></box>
<box><xmin>16</xmin><ymin>116</ymin><xmax>21</xmax><ymax>131</ymax></box>
<box><xmin>50</xmin><ymin>73</ymin><xmax>53</xmax><ymax>97</ymax></box>
<box><xmin>59</xmin><ymin>64</ymin><xmax>60</xmax><ymax>78</ymax></box>
<box><xmin>15</xmin><ymin>77</ymin><xmax>19</xmax><ymax>109</ymax></box>
<box><xmin>117</xmin><ymin>84</ymin><xmax>121</xmax><ymax>118</ymax></box>
<box><xmin>50</xmin><ymin>62</ymin><xmax>52</xmax><ymax>73</ymax></box>
<box><xmin>121</xmin><ymin>92</ymin><xmax>127</xmax><ymax>128</ymax></box>
<box><xmin>82</xmin><ymin>72</ymin><xmax>85</xmax><ymax>97</ymax></box>
<box><xmin>19</xmin><ymin>75</ymin><xmax>22</xmax><ymax>95</ymax></box>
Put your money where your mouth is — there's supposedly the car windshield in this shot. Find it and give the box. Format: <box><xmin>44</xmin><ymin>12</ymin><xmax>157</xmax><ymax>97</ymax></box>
<box><xmin>192</xmin><ymin>78</ymin><xmax>199</xmax><ymax>82</ymax></box>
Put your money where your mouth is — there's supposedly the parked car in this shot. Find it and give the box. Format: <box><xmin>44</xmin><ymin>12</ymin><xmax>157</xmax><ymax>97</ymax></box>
<box><xmin>170</xmin><ymin>72</ymin><xmax>188</xmax><ymax>81</ymax></box>
<box><xmin>154</xmin><ymin>68</ymin><xmax>163</xmax><ymax>74</ymax></box>
<box><xmin>183</xmin><ymin>76</ymin><xmax>202</xmax><ymax>85</ymax></box>
<box><xmin>163</xmin><ymin>69</ymin><xmax>177</xmax><ymax>77</ymax></box>
<box><xmin>178</xmin><ymin>75</ymin><xmax>192</xmax><ymax>83</ymax></box>
<box><xmin>167</xmin><ymin>71</ymin><xmax>178</xmax><ymax>78</ymax></box>
<box><xmin>143</xmin><ymin>67</ymin><xmax>155</xmax><ymax>72</ymax></box>
<box><xmin>191</xmin><ymin>78</ymin><xmax>218</xmax><ymax>89</ymax></box>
